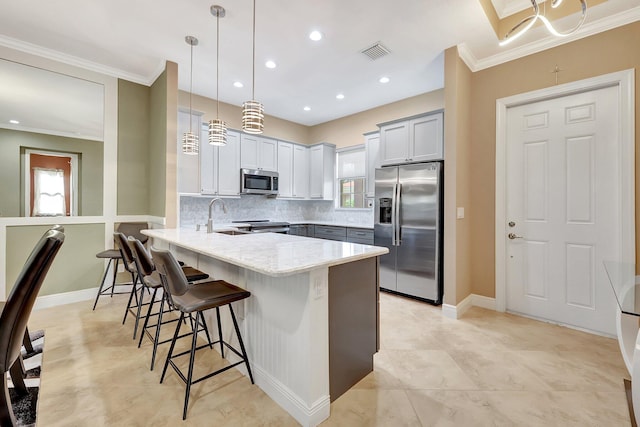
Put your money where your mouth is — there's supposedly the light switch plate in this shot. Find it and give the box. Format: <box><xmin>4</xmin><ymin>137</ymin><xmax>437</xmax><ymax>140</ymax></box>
<box><xmin>457</xmin><ymin>207</ymin><xmax>464</xmax><ymax>219</ymax></box>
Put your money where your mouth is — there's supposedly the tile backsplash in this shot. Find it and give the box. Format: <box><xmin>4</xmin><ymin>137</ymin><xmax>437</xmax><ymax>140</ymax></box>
<box><xmin>180</xmin><ymin>195</ymin><xmax>373</xmax><ymax>228</ymax></box>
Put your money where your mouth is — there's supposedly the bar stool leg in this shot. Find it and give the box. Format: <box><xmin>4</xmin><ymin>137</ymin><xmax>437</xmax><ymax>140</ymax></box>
<box><xmin>198</xmin><ymin>312</ymin><xmax>214</xmax><ymax>350</ymax></box>
<box><xmin>215</xmin><ymin>307</ymin><xmax>224</xmax><ymax>357</ymax></box>
<box><xmin>122</xmin><ymin>272</ymin><xmax>139</xmax><ymax>325</ymax></box>
<box><xmin>229</xmin><ymin>304</ymin><xmax>254</xmax><ymax>384</ymax></box>
<box><xmin>161</xmin><ymin>312</ymin><xmax>184</xmax><ymax>384</ymax></box>
<box><xmin>183</xmin><ymin>313</ymin><xmax>200</xmax><ymax>420</ymax></box>
<box><xmin>92</xmin><ymin>258</ymin><xmax>113</xmax><ymax>310</ymax></box>
<box><xmin>137</xmin><ymin>288</ymin><xmax>158</xmax><ymax>348</ymax></box>
<box><xmin>150</xmin><ymin>295</ymin><xmax>167</xmax><ymax>371</ymax></box>
<box><xmin>0</xmin><ymin>370</ymin><xmax>17</xmax><ymax>427</ymax></box>
<box><xmin>110</xmin><ymin>259</ymin><xmax>120</xmax><ymax>298</ymax></box>
<box><xmin>132</xmin><ymin>280</ymin><xmax>149</xmax><ymax>340</ymax></box>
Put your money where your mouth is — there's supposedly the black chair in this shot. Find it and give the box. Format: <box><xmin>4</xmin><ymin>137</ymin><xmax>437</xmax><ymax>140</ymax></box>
<box><xmin>0</xmin><ymin>229</ymin><xmax>64</xmax><ymax>425</ymax></box>
<box><xmin>92</xmin><ymin>222</ymin><xmax>149</xmax><ymax>310</ymax></box>
<box><xmin>151</xmin><ymin>247</ymin><xmax>253</xmax><ymax>420</ymax></box>
<box><xmin>114</xmin><ymin>232</ymin><xmax>148</xmax><ymax>340</ymax></box>
<box><xmin>127</xmin><ymin>236</ymin><xmax>210</xmax><ymax>370</ymax></box>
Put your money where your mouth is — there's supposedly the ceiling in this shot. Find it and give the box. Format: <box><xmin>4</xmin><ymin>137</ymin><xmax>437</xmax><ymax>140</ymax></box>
<box><xmin>0</xmin><ymin>0</ymin><xmax>638</xmax><ymax>134</ymax></box>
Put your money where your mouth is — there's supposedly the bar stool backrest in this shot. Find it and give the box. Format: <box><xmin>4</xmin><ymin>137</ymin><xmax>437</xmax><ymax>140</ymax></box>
<box><xmin>150</xmin><ymin>248</ymin><xmax>190</xmax><ymax>299</ymax></box>
<box><xmin>127</xmin><ymin>236</ymin><xmax>154</xmax><ymax>277</ymax></box>
<box><xmin>0</xmin><ymin>230</ymin><xmax>64</xmax><ymax>372</ymax></box>
<box><xmin>114</xmin><ymin>232</ymin><xmax>136</xmax><ymax>273</ymax></box>
<box><xmin>116</xmin><ymin>222</ymin><xmax>149</xmax><ymax>245</ymax></box>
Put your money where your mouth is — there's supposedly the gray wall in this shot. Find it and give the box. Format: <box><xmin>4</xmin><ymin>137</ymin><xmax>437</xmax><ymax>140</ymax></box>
<box><xmin>0</xmin><ymin>128</ymin><xmax>103</xmax><ymax>217</ymax></box>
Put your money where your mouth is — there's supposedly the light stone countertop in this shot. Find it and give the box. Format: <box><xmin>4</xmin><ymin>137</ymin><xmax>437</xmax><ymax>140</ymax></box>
<box><xmin>143</xmin><ymin>228</ymin><xmax>387</xmax><ymax>277</ymax></box>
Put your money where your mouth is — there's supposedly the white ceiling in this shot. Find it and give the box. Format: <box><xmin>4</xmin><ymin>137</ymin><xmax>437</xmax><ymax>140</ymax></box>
<box><xmin>0</xmin><ymin>0</ymin><xmax>638</xmax><ymax>136</ymax></box>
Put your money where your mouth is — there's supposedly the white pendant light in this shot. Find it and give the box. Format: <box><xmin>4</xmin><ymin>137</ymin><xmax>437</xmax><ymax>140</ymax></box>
<box><xmin>208</xmin><ymin>5</ymin><xmax>227</xmax><ymax>146</ymax></box>
<box><xmin>182</xmin><ymin>36</ymin><xmax>199</xmax><ymax>155</ymax></box>
<box><xmin>242</xmin><ymin>0</ymin><xmax>264</xmax><ymax>134</ymax></box>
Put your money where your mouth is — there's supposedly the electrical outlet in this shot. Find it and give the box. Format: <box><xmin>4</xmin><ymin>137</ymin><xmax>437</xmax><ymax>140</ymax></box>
<box><xmin>457</xmin><ymin>207</ymin><xmax>465</xmax><ymax>219</ymax></box>
<box><xmin>313</xmin><ymin>278</ymin><xmax>325</xmax><ymax>299</ymax></box>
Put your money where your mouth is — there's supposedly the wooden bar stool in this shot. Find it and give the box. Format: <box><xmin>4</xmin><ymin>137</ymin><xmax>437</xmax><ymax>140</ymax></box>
<box><xmin>151</xmin><ymin>247</ymin><xmax>254</xmax><ymax>420</ymax></box>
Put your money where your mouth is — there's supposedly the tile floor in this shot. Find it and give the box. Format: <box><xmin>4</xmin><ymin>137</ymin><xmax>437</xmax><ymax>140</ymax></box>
<box><xmin>28</xmin><ymin>291</ymin><xmax>631</xmax><ymax>426</ymax></box>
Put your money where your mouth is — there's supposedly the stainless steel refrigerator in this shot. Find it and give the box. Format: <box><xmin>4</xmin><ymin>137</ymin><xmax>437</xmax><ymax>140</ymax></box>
<box><xmin>374</xmin><ymin>162</ymin><xmax>443</xmax><ymax>304</ymax></box>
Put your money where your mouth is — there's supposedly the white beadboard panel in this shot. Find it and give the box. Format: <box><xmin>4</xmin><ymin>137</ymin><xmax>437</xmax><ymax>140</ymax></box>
<box><xmin>566</xmin><ymin>135</ymin><xmax>595</xmax><ymax>224</ymax></box>
<box><xmin>523</xmin><ymin>111</ymin><xmax>549</xmax><ymax>130</ymax></box>
<box><xmin>524</xmin><ymin>240</ymin><xmax>548</xmax><ymax>300</ymax></box>
<box><xmin>565</xmin><ymin>243</ymin><xmax>596</xmax><ymax>309</ymax></box>
<box><xmin>565</xmin><ymin>103</ymin><xmax>596</xmax><ymax>124</ymax></box>
<box><xmin>195</xmin><ymin>253</ymin><xmax>330</xmax><ymax>426</ymax></box>
<box><xmin>524</xmin><ymin>140</ymin><xmax>548</xmax><ymax>222</ymax></box>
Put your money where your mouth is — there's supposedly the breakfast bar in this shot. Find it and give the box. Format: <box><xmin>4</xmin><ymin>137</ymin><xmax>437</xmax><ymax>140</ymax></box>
<box><xmin>142</xmin><ymin>228</ymin><xmax>388</xmax><ymax>427</ymax></box>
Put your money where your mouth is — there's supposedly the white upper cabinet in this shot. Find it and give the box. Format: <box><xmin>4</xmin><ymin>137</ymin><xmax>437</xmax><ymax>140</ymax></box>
<box><xmin>309</xmin><ymin>143</ymin><xmax>335</xmax><ymax>200</ymax></box>
<box><xmin>292</xmin><ymin>144</ymin><xmax>309</xmax><ymax>199</ymax></box>
<box><xmin>364</xmin><ymin>132</ymin><xmax>380</xmax><ymax>198</ymax></box>
<box><xmin>177</xmin><ymin>110</ymin><xmax>202</xmax><ymax>193</ymax></box>
<box><xmin>277</xmin><ymin>141</ymin><xmax>309</xmax><ymax>199</ymax></box>
<box><xmin>379</xmin><ymin>111</ymin><xmax>443</xmax><ymax>166</ymax></box>
<box><xmin>241</xmin><ymin>134</ymin><xmax>278</xmax><ymax>171</ymax></box>
<box><xmin>277</xmin><ymin>141</ymin><xmax>294</xmax><ymax>198</ymax></box>
<box><xmin>200</xmin><ymin>129</ymin><xmax>241</xmax><ymax>196</ymax></box>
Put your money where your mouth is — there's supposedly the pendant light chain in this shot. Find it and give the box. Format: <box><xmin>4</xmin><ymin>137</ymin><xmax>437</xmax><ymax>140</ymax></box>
<box><xmin>242</xmin><ymin>0</ymin><xmax>264</xmax><ymax>134</ymax></box>
<box><xmin>182</xmin><ymin>36</ymin><xmax>199</xmax><ymax>155</ymax></box>
<box><xmin>209</xmin><ymin>5</ymin><xmax>227</xmax><ymax>146</ymax></box>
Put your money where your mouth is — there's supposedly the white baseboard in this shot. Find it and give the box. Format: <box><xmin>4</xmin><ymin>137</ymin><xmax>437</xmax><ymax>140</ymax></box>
<box><xmin>253</xmin><ymin>364</ymin><xmax>330</xmax><ymax>427</ymax></box>
<box><xmin>34</xmin><ymin>287</ymin><xmax>98</xmax><ymax>310</ymax></box>
<box><xmin>442</xmin><ymin>294</ymin><xmax>497</xmax><ymax>319</ymax></box>
<box><xmin>472</xmin><ymin>294</ymin><xmax>496</xmax><ymax>311</ymax></box>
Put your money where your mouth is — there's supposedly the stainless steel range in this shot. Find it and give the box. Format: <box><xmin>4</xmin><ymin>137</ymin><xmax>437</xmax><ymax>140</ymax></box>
<box><xmin>232</xmin><ymin>220</ymin><xmax>290</xmax><ymax>234</ymax></box>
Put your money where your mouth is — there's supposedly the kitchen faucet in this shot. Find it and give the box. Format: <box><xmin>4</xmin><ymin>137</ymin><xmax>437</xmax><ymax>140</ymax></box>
<box><xmin>207</xmin><ymin>198</ymin><xmax>227</xmax><ymax>233</ymax></box>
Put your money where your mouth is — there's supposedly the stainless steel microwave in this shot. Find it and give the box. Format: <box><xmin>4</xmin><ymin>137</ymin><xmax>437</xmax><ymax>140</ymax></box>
<box><xmin>240</xmin><ymin>168</ymin><xmax>279</xmax><ymax>195</ymax></box>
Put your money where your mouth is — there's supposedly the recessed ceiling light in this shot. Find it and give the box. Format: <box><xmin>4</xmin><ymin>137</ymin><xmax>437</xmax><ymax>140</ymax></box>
<box><xmin>336</xmin><ymin>93</ymin><xmax>345</xmax><ymax>100</ymax></box>
<box><xmin>379</xmin><ymin>76</ymin><xmax>390</xmax><ymax>84</ymax></box>
<box><xmin>309</xmin><ymin>30</ymin><xmax>323</xmax><ymax>41</ymax></box>
<box><xmin>303</xmin><ymin>106</ymin><xmax>311</xmax><ymax>111</ymax></box>
<box><xmin>9</xmin><ymin>119</ymin><xmax>19</xmax><ymax>124</ymax></box>
<box><xmin>265</xmin><ymin>60</ymin><xmax>277</xmax><ymax>69</ymax></box>
<box><xmin>233</xmin><ymin>81</ymin><xmax>244</xmax><ymax>88</ymax></box>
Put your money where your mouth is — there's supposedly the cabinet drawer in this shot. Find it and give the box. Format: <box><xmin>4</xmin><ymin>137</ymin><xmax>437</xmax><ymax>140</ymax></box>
<box><xmin>314</xmin><ymin>225</ymin><xmax>346</xmax><ymax>241</ymax></box>
<box><xmin>348</xmin><ymin>237</ymin><xmax>374</xmax><ymax>245</ymax></box>
<box><xmin>347</xmin><ymin>228</ymin><xmax>373</xmax><ymax>240</ymax></box>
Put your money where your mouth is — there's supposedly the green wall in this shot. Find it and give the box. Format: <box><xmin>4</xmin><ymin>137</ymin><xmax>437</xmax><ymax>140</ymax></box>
<box><xmin>117</xmin><ymin>79</ymin><xmax>151</xmax><ymax>215</ymax></box>
<box><xmin>0</xmin><ymin>129</ymin><xmax>103</xmax><ymax>217</ymax></box>
<box><xmin>5</xmin><ymin>223</ymin><xmax>104</xmax><ymax>296</ymax></box>
<box><xmin>149</xmin><ymin>70</ymin><xmax>168</xmax><ymax>217</ymax></box>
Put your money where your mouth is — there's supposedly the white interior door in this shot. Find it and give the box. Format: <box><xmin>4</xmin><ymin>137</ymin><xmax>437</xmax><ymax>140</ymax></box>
<box><xmin>505</xmin><ymin>85</ymin><xmax>620</xmax><ymax>335</ymax></box>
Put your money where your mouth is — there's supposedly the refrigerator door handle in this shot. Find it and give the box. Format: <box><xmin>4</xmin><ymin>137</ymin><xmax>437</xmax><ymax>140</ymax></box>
<box><xmin>391</xmin><ymin>183</ymin><xmax>398</xmax><ymax>246</ymax></box>
<box><xmin>395</xmin><ymin>183</ymin><xmax>402</xmax><ymax>245</ymax></box>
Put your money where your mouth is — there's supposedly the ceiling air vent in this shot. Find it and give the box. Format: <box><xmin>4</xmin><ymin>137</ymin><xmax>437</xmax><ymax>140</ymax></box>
<box><xmin>361</xmin><ymin>42</ymin><xmax>390</xmax><ymax>60</ymax></box>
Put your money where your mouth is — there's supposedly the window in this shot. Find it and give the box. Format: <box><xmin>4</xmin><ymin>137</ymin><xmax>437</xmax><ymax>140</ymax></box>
<box><xmin>336</xmin><ymin>146</ymin><xmax>366</xmax><ymax>209</ymax></box>
<box><xmin>32</xmin><ymin>168</ymin><xmax>66</xmax><ymax>216</ymax></box>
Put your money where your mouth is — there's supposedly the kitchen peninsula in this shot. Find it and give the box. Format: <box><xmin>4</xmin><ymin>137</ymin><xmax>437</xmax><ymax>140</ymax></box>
<box><xmin>142</xmin><ymin>228</ymin><xmax>388</xmax><ymax>427</ymax></box>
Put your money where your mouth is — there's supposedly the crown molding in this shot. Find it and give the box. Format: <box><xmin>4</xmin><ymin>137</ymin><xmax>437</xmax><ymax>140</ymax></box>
<box><xmin>459</xmin><ymin>5</ymin><xmax>640</xmax><ymax>72</ymax></box>
<box><xmin>0</xmin><ymin>34</ymin><xmax>156</xmax><ymax>86</ymax></box>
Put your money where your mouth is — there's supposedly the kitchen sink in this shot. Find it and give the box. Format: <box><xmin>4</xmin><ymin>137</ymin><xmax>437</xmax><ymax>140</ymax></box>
<box><xmin>215</xmin><ymin>229</ymin><xmax>250</xmax><ymax>236</ymax></box>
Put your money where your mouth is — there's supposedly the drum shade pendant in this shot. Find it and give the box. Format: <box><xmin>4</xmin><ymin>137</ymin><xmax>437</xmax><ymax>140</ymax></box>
<box><xmin>242</xmin><ymin>0</ymin><xmax>264</xmax><ymax>134</ymax></box>
<box><xmin>208</xmin><ymin>5</ymin><xmax>227</xmax><ymax>146</ymax></box>
<box><xmin>500</xmin><ymin>0</ymin><xmax>587</xmax><ymax>46</ymax></box>
<box><xmin>182</xmin><ymin>36</ymin><xmax>199</xmax><ymax>154</ymax></box>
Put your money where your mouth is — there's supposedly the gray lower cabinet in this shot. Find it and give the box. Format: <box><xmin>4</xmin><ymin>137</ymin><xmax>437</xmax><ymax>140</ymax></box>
<box><xmin>289</xmin><ymin>224</ymin><xmax>314</xmax><ymax>237</ymax></box>
<box><xmin>291</xmin><ymin>224</ymin><xmax>374</xmax><ymax>244</ymax></box>
<box><xmin>314</xmin><ymin>225</ymin><xmax>347</xmax><ymax>241</ymax></box>
<box><xmin>346</xmin><ymin>228</ymin><xmax>374</xmax><ymax>245</ymax></box>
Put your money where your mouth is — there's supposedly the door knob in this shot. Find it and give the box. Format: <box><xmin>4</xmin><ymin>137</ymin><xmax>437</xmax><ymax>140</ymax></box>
<box><xmin>508</xmin><ymin>233</ymin><xmax>523</xmax><ymax>240</ymax></box>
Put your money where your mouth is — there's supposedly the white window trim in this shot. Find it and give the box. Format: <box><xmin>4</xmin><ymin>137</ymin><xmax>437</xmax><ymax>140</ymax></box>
<box><xmin>336</xmin><ymin>145</ymin><xmax>366</xmax><ymax>209</ymax></box>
